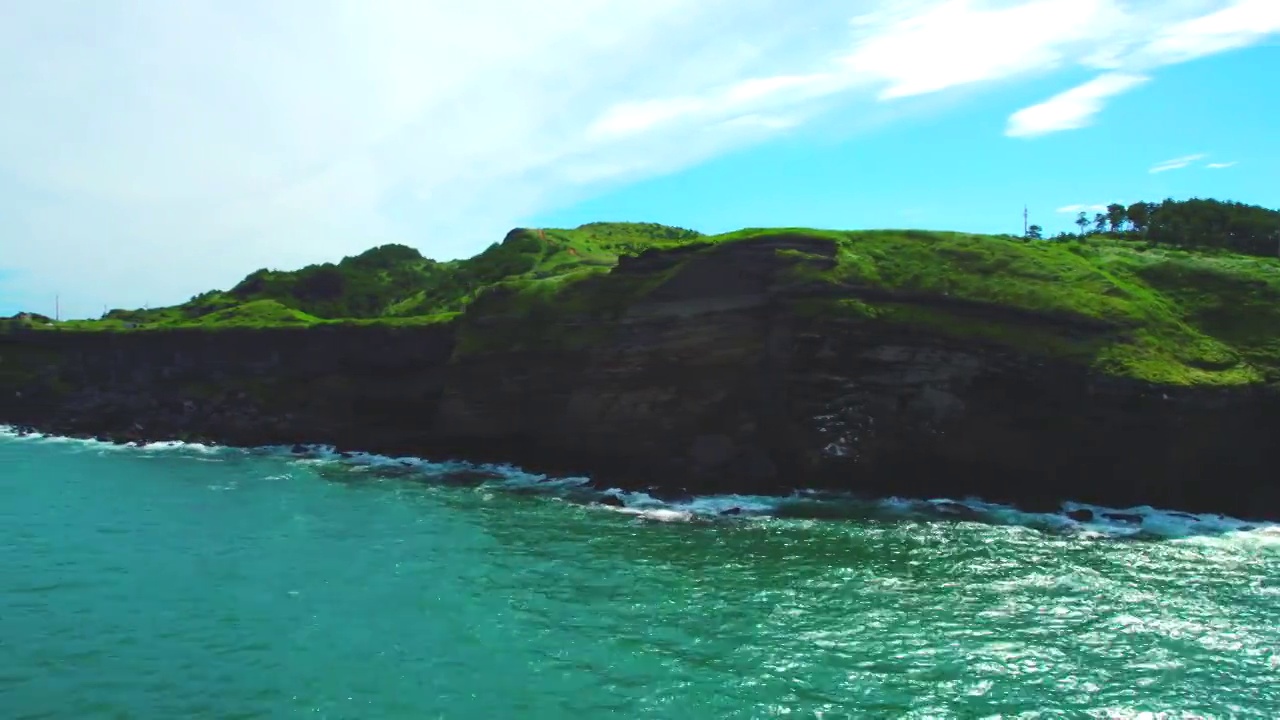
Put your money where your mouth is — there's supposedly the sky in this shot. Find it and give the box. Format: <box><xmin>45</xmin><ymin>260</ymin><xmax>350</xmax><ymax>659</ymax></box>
<box><xmin>1</xmin><ymin>0</ymin><xmax>1278</xmax><ymax>319</ymax></box>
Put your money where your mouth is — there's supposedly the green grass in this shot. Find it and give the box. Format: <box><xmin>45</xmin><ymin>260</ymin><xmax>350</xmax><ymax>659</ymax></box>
<box><xmin>812</xmin><ymin>232</ymin><xmax>1274</xmax><ymax>385</ymax></box>
<box><xmin>175</xmin><ymin>299</ymin><xmax>322</xmax><ymax>328</ymax></box>
<box><xmin>9</xmin><ymin>224</ymin><xmax>1280</xmax><ymax>387</ymax></box>
<box><xmin>20</xmin><ymin>301</ymin><xmax>461</xmax><ymax>332</ymax></box>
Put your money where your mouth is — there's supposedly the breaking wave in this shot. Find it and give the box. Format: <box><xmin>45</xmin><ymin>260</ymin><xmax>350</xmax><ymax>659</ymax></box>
<box><xmin>3</xmin><ymin>424</ymin><xmax>1277</xmax><ymax>543</ymax></box>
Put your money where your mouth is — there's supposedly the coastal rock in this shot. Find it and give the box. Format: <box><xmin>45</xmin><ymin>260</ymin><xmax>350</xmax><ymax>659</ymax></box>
<box><xmin>689</xmin><ymin>434</ymin><xmax>735</xmax><ymax>469</ymax></box>
<box><xmin>1066</xmin><ymin>509</ymin><xmax>1095</xmax><ymax>522</ymax></box>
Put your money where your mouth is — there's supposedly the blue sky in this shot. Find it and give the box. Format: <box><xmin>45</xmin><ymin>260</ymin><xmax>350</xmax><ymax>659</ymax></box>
<box><xmin>531</xmin><ymin>45</ymin><xmax>1279</xmax><ymax>237</ymax></box>
<box><xmin>1</xmin><ymin>0</ymin><xmax>1278</xmax><ymax>319</ymax></box>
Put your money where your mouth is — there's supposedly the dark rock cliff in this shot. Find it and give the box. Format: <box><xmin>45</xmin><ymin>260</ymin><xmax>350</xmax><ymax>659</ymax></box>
<box><xmin>3</xmin><ymin>236</ymin><xmax>1277</xmax><ymax>518</ymax></box>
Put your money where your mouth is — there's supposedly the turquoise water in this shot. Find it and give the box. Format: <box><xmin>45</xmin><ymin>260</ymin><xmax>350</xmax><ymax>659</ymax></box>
<box><xmin>2</xmin><ymin>431</ymin><xmax>1278</xmax><ymax>719</ymax></box>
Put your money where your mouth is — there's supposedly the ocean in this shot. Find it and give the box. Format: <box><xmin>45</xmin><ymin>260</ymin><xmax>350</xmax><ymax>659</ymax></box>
<box><xmin>2</xmin><ymin>428</ymin><xmax>1278</xmax><ymax>718</ymax></box>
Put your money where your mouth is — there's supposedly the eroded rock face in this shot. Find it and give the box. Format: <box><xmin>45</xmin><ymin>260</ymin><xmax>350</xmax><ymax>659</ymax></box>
<box><xmin>0</xmin><ymin>324</ymin><xmax>457</xmax><ymax>455</ymax></box>
<box><xmin>782</xmin><ymin>315</ymin><xmax>1280</xmax><ymax>516</ymax></box>
<box><xmin>2</xmin><ymin>236</ymin><xmax>1277</xmax><ymax>519</ymax></box>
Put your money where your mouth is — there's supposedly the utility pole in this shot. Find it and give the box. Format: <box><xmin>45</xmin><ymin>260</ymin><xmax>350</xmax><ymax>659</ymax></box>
<box><xmin>55</xmin><ymin>294</ymin><xmax>60</xmax><ymax>322</ymax></box>
<box><xmin>1023</xmin><ymin>205</ymin><xmax>1028</xmax><ymax>236</ymax></box>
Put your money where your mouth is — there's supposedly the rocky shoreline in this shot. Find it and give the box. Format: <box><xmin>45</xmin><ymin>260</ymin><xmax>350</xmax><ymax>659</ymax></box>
<box><xmin>5</xmin><ymin>423</ymin><xmax>1270</xmax><ymax>540</ymax></box>
<box><xmin>4</xmin><ymin>320</ymin><xmax>1278</xmax><ymax>520</ymax></box>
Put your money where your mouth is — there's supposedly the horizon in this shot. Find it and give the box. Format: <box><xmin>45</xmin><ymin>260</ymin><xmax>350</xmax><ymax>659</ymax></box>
<box><xmin>2</xmin><ymin>1</ymin><xmax>1278</xmax><ymax>319</ymax></box>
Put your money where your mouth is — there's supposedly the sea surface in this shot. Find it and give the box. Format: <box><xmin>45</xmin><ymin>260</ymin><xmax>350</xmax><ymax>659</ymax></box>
<box><xmin>2</xmin><ymin>429</ymin><xmax>1278</xmax><ymax>719</ymax></box>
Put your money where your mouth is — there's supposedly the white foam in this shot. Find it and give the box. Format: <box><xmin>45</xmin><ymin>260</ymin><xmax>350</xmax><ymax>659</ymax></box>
<box><xmin>586</xmin><ymin>489</ymin><xmax>782</xmax><ymax>519</ymax></box>
<box><xmin>670</xmin><ymin>494</ymin><xmax>783</xmax><ymax>516</ymax></box>
<box><xmin>598</xmin><ymin>505</ymin><xmax>696</xmax><ymax>523</ymax></box>
<box><xmin>1058</xmin><ymin>501</ymin><xmax>1277</xmax><ymax>541</ymax></box>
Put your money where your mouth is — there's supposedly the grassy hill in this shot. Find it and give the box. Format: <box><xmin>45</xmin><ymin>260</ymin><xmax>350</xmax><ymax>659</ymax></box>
<box><xmin>5</xmin><ymin>218</ymin><xmax>1280</xmax><ymax>387</ymax></box>
<box><xmin>46</xmin><ymin>222</ymin><xmax>702</xmax><ymax>329</ymax></box>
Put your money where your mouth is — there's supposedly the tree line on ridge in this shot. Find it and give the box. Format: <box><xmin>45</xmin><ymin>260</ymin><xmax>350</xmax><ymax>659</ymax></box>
<box><xmin>1025</xmin><ymin>198</ymin><xmax>1280</xmax><ymax>258</ymax></box>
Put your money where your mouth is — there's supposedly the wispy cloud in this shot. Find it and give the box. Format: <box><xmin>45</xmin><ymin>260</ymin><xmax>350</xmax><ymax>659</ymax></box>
<box><xmin>1206</xmin><ymin>161</ymin><xmax>1239</xmax><ymax>169</ymax></box>
<box><xmin>1057</xmin><ymin>204</ymin><xmax>1108</xmax><ymax>213</ymax></box>
<box><xmin>1150</xmin><ymin>154</ymin><xmax>1208</xmax><ymax>173</ymax></box>
<box><xmin>1006</xmin><ymin>0</ymin><xmax>1280</xmax><ymax>138</ymax></box>
<box><xmin>588</xmin><ymin>0</ymin><xmax>1129</xmax><ymax>140</ymax></box>
<box><xmin>1006</xmin><ymin>72</ymin><xmax>1149</xmax><ymax>137</ymax></box>
<box><xmin>1</xmin><ymin>1</ymin><xmax>1277</xmax><ymax>317</ymax></box>
<box><xmin>1137</xmin><ymin>0</ymin><xmax>1280</xmax><ymax>66</ymax></box>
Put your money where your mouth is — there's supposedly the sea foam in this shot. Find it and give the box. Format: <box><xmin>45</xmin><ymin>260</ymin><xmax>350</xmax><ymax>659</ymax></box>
<box><xmin>4</xmin><ymin>425</ymin><xmax>1276</xmax><ymax>541</ymax></box>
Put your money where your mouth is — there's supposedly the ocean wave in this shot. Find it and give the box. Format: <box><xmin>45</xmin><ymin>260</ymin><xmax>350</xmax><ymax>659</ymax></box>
<box><xmin>4</xmin><ymin>425</ymin><xmax>1277</xmax><ymax>541</ymax></box>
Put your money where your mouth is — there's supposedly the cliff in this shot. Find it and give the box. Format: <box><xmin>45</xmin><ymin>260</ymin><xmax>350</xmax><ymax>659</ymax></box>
<box><xmin>4</xmin><ymin>228</ymin><xmax>1279</xmax><ymax>518</ymax></box>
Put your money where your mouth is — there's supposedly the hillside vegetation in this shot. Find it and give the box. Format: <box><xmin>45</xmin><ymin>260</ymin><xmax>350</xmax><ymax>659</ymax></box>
<box><xmin>5</xmin><ymin>201</ymin><xmax>1280</xmax><ymax>387</ymax></box>
<box><xmin>48</xmin><ymin>222</ymin><xmax>702</xmax><ymax>329</ymax></box>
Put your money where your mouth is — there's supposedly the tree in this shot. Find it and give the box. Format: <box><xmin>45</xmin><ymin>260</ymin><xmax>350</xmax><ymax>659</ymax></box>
<box><xmin>1126</xmin><ymin>201</ymin><xmax>1151</xmax><ymax>234</ymax></box>
<box><xmin>1106</xmin><ymin>203</ymin><xmax>1127</xmax><ymax>232</ymax></box>
<box><xmin>1026</xmin><ymin>224</ymin><xmax>1043</xmax><ymax>240</ymax></box>
<box><xmin>293</xmin><ymin>264</ymin><xmax>347</xmax><ymax>302</ymax></box>
<box><xmin>1093</xmin><ymin>213</ymin><xmax>1107</xmax><ymax>233</ymax></box>
<box><xmin>1075</xmin><ymin>211</ymin><xmax>1089</xmax><ymax>238</ymax></box>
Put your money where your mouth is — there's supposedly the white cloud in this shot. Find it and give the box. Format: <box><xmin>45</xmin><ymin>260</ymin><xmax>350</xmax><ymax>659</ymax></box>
<box><xmin>1138</xmin><ymin>0</ymin><xmax>1280</xmax><ymax>66</ymax></box>
<box><xmin>839</xmin><ymin>0</ymin><xmax>1124</xmax><ymax>100</ymax></box>
<box><xmin>1006</xmin><ymin>72</ymin><xmax>1149</xmax><ymax>137</ymax></box>
<box><xmin>1206</xmin><ymin>161</ymin><xmax>1239</xmax><ymax>169</ymax></box>
<box><xmin>0</xmin><ymin>1</ymin><xmax>1276</xmax><ymax>318</ymax></box>
<box><xmin>1006</xmin><ymin>0</ymin><xmax>1280</xmax><ymax>138</ymax></box>
<box><xmin>1150</xmin><ymin>154</ymin><xmax>1209</xmax><ymax>173</ymax></box>
<box><xmin>1057</xmin><ymin>204</ymin><xmax>1108</xmax><ymax>213</ymax></box>
<box><xmin>584</xmin><ymin>0</ymin><xmax>1133</xmax><ymax>140</ymax></box>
